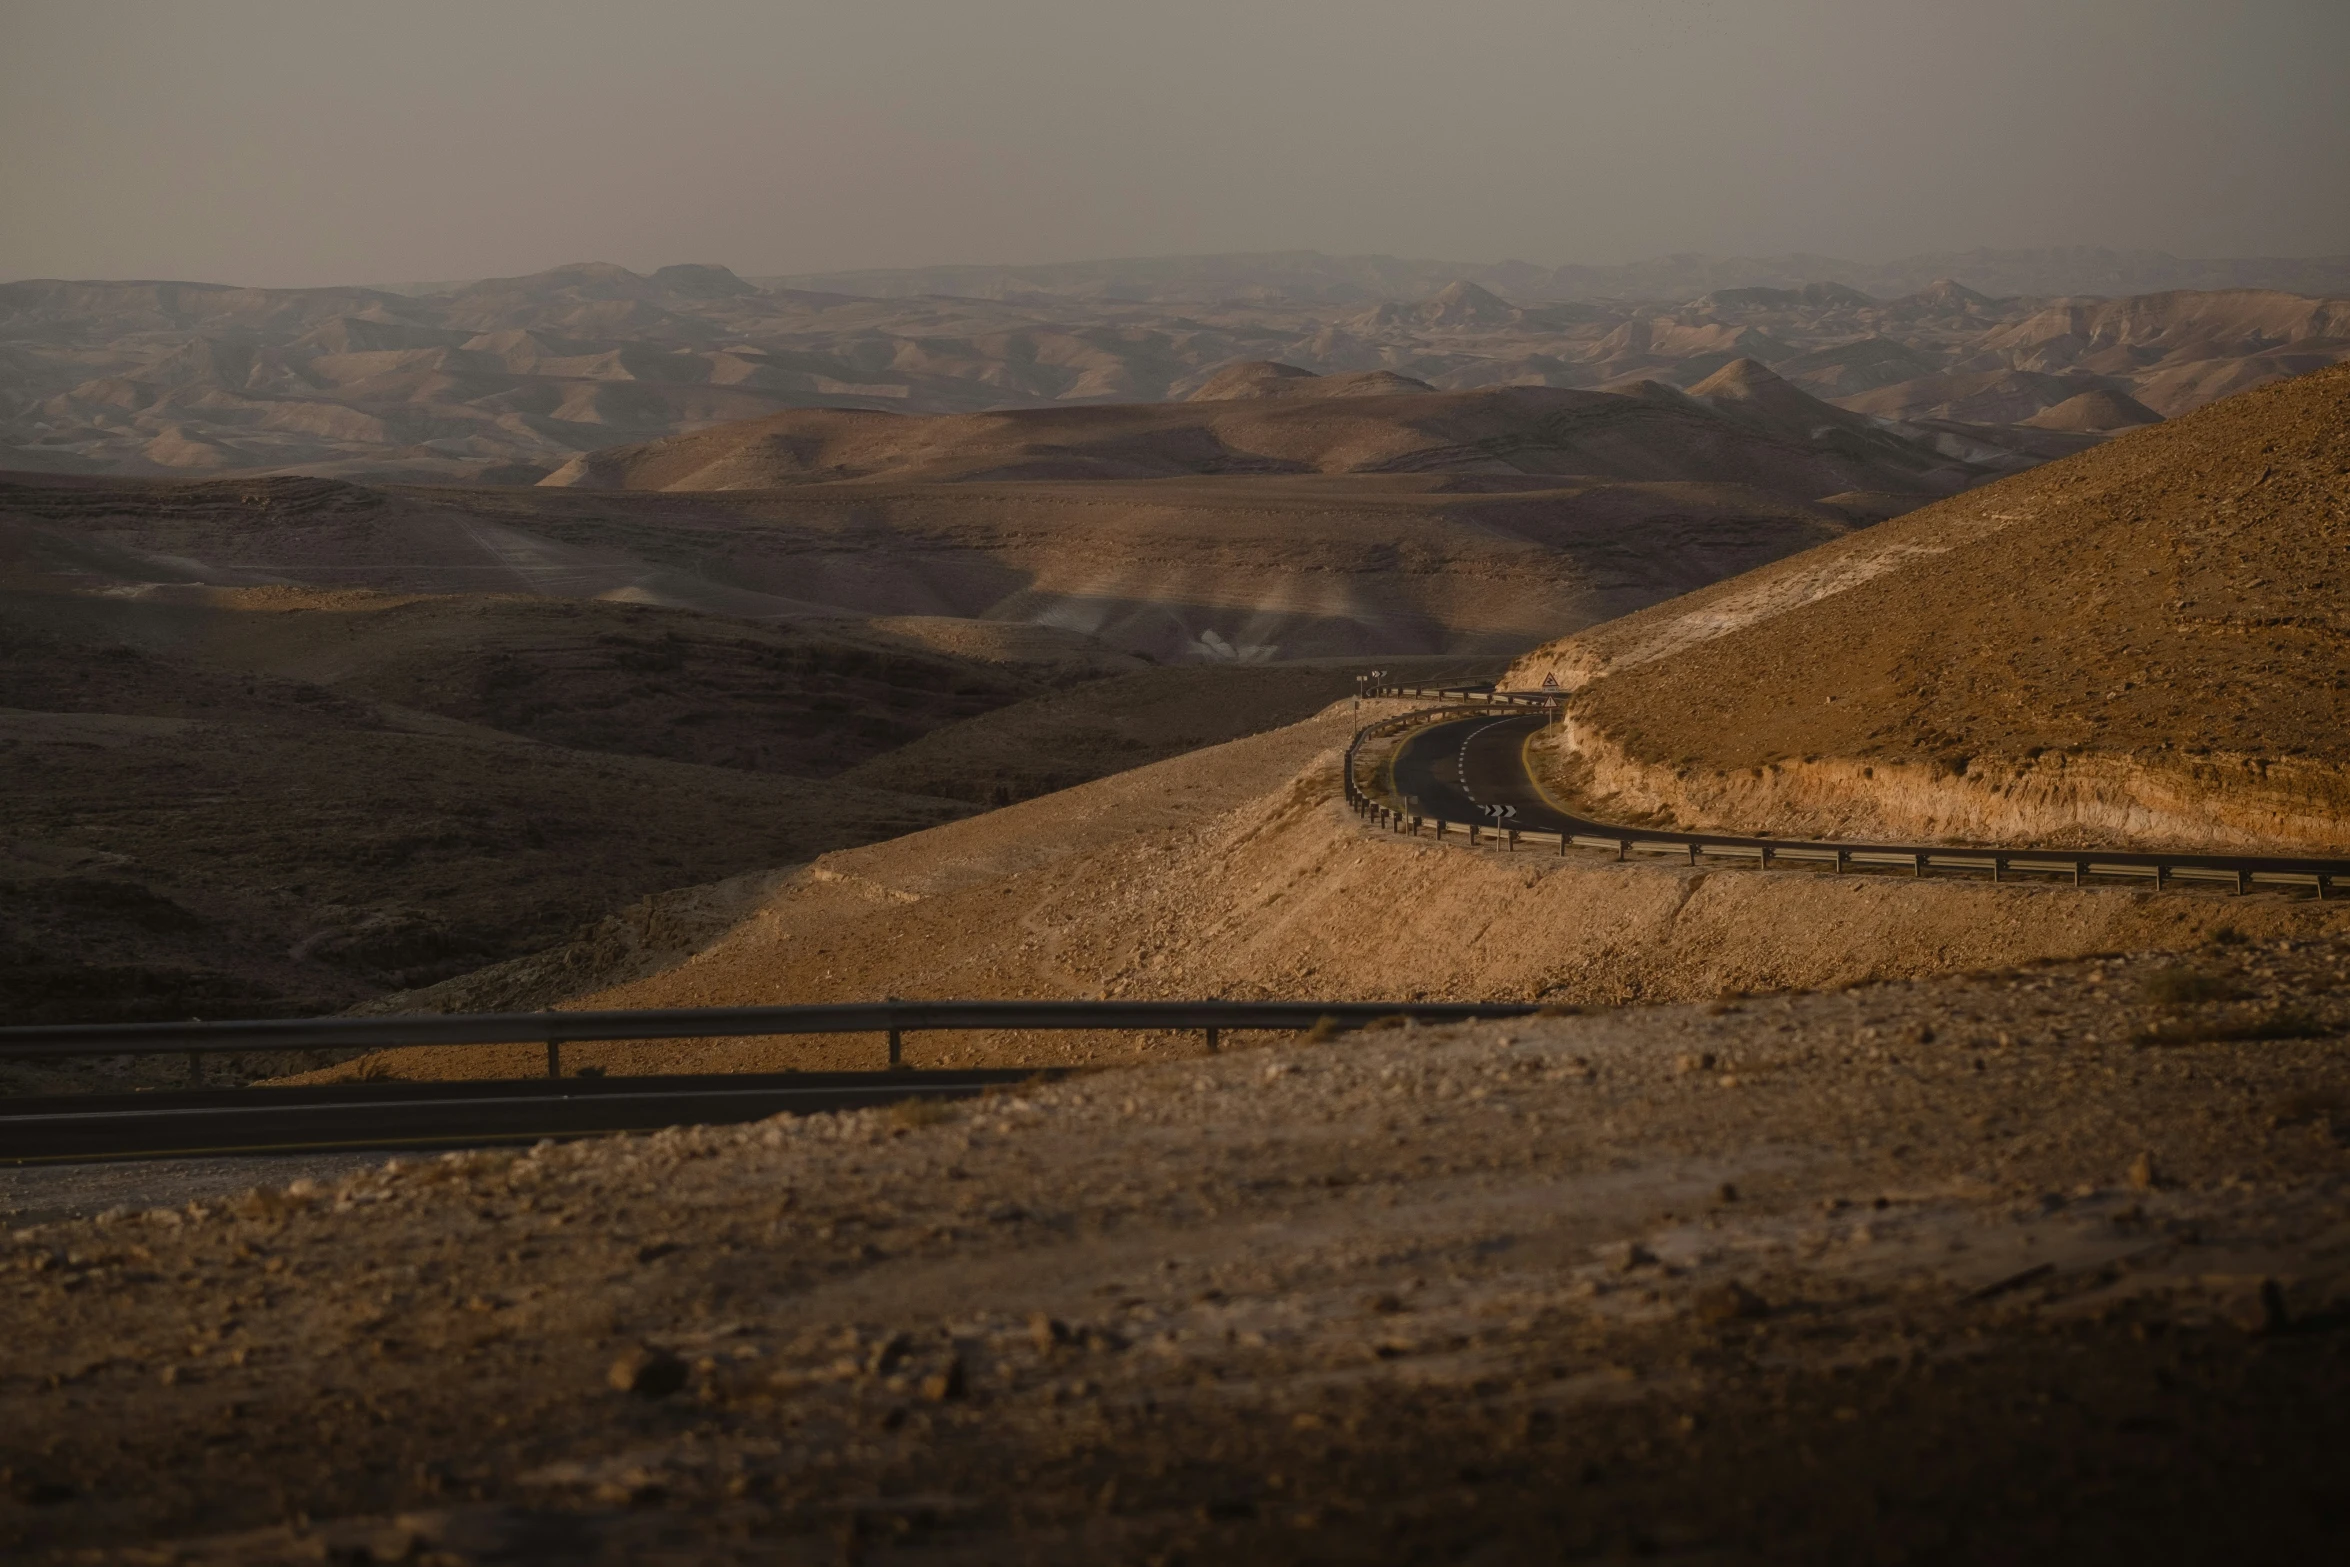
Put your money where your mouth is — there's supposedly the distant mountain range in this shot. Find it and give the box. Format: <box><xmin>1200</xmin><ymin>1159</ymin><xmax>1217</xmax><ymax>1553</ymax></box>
<box><xmin>3</xmin><ymin>253</ymin><xmax>2345</xmax><ymax>485</ymax></box>
<box><xmin>766</xmin><ymin>247</ymin><xmax>2350</xmax><ymax>306</ymax></box>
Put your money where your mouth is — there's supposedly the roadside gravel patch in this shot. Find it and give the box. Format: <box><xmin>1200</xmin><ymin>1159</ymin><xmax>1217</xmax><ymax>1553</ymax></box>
<box><xmin>0</xmin><ymin>1150</ymin><xmax>405</xmax><ymax>1228</ymax></box>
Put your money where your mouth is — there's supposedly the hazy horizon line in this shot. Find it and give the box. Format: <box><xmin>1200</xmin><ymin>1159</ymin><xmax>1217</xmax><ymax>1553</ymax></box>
<box><xmin>11</xmin><ymin>240</ymin><xmax>2350</xmax><ymax>298</ymax></box>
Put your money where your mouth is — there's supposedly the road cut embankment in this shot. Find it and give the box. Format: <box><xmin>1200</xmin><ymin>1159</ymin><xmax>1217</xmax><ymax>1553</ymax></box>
<box><xmin>322</xmin><ymin>701</ymin><xmax>2350</xmax><ymax>1083</ymax></box>
<box><xmin>1537</xmin><ymin>716</ymin><xmax>2350</xmax><ymax>856</ymax></box>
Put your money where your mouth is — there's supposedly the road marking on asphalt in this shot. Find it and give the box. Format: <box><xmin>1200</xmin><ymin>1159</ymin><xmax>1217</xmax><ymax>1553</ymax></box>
<box><xmin>1457</xmin><ymin>716</ymin><xmax>1521</xmax><ymax>810</ymax></box>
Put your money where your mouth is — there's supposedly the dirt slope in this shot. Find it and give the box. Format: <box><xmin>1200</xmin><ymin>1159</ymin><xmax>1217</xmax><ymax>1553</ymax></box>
<box><xmin>834</xmin><ymin>655</ymin><xmax>1503</xmax><ymax>807</ymax></box>
<box><xmin>1505</xmin><ymin>364</ymin><xmax>2350</xmax><ymax>852</ymax></box>
<box><xmin>319</xmin><ymin>700</ymin><xmax>2350</xmax><ymax>1082</ymax></box>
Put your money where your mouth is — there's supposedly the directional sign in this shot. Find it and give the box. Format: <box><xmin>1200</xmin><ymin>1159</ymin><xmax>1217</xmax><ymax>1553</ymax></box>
<box><xmin>1480</xmin><ymin>803</ymin><xmax>1518</xmax><ymax>820</ymax></box>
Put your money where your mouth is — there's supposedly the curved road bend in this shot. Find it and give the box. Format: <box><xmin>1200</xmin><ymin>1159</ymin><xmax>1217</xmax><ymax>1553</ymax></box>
<box><xmin>1385</xmin><ymin>712</ymin><xmax>2350</xmax><ymax>885</ymax></box>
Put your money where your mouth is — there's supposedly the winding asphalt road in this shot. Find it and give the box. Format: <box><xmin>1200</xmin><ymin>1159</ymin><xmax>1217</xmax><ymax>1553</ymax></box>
<box><xmin>1385</xmin><ymin>711</ymin><xmax>2349</xmax><ymax>889</ymax></box>
<box><xmin>1389</xmin><ymin>712</ymin><xmax>1577</xmax><ymax>833</ymax></box>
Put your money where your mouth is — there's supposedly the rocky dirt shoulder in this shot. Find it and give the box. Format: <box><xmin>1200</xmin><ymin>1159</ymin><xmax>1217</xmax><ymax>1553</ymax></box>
<box><xmin>5</xmin><ymin>942</ymin><xmax>2347</xmax><ymax>1562</ymax></box>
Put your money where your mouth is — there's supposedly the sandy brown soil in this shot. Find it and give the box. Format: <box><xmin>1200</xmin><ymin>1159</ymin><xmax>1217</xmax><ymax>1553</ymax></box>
<box><xmin>6</xmin><ymin>945</ymin><xmax>2348</xmax><ymax>1563</ymax></box>
<box><xmin>1508</xmin><ymin>363</ymin><xmax>2350</xmax><ymax>853</ymax></box>
<box><xmin>327</xmin><ymin>673</ymin><xmax>1491</xmax><ymax>1022</ymax></box>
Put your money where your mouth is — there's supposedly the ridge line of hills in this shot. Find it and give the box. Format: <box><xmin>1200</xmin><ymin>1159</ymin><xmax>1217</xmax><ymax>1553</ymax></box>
<box><xmin>7</xmin><ymin>253</ymin><xmax>2345</xmax><ymax>487</ymax></box>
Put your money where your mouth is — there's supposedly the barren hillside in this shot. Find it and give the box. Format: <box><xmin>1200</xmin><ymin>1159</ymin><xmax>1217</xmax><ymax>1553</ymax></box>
<box><xmin>0</xmin><ymin>586</ymin><xmax>1055</xmax><ymax>779</ymax></box>
<box><xmin>0</xmin><ymin>466</ymin><xmax>1863</xmax><ymax>664</ymax></box>
<box><xmin>0</xmin><ymin>621</ymin><xmax>973</xmax><ymax>1026</ymax></box>
<box><xmin>1505</xmin><ymin>364</ymin><xmax>2350</xmax><ymax>853</ymax></box>
<box><xmin>536</xmin><ymin>374</ymin><xmax>1975</xmax><ymax>498</ymax></box>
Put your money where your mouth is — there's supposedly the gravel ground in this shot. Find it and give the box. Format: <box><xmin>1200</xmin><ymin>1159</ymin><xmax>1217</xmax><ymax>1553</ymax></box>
<box><xmin>4</xmin><ymin>939</ymin><xmax>2348</xmax><ymax>1564</ymax></box>
<box><xmin>0</xmin><ymin>1151</ymin><xmax>410</xmax><ymax>1229</ymax></box>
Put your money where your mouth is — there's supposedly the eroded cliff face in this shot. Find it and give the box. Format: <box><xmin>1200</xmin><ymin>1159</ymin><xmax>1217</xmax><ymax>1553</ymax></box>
<box><xmin>1537</xmin><ymin>718</ymin><xmax>2350</xmax><ymax>854</ymax></box>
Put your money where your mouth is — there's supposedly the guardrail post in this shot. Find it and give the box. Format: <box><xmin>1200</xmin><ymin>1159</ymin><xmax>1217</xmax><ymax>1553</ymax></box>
<box><xmin>1694</xmin><ymin>844</ymin><xmax>1704</xmax><ymax>868</ymax></box>
<box><xmin>1760</xmin><ymin>845</ymin><xmax>1772</xmax><ymax>870</ymax></box>
<box><xmin>1833</xmin><ymin>848</ymin><xmax>1846</xmax><ymax>874</ymax></box>
<box><xmin>1992</xmin><ymin>857</ymin><xmax>2003</xmax><ymax>883</ymax></box>
<box><xmin>1205</xmin><ymin>1026</ymin><xmax>1219</xmax><ymax>1054</ymax></box>
<box><xmin>1507</xmin><ymin>828</ymin><xmax>1518</xmax><ymax>852</ymax></box>
<box><xmin>1616</xmin><ymin>839</ymin><xmax>1628</xmax><ymax>862</ymax></box>
<box><xmin>1912</xmin><ymin>854</ymin><xmax>1924</xmax><ymax>879</ymax></box>
<box><xmin>545</xmin><ymin>1039</ymin><xmax>561</xmax><ymax>1079</ymax></box>
<box><xmin>186</xmin><ymin>1050</ymin><xmax>201</xmax><ymax>1088</ymax></box>
<box><xmin>2155</xmin><ymin>865</ymin><xmax>2167</xmax><ymax>890</ymax></box>
<box><xmin>2073</xmin><ymin>860</ymin><xmax>2084</xmax><ymax>887</ymax></box>
<box><xmin>1469</xmin><ymin>821</ymin><xmax>1480</xmax><ymax>846</ymax></box>
<box><xmin>2321</xmin><ymin>875</ymin><xmax>2331</xmax><ymax>901</ymax></box>
<box><xmin>2235</xmin><ymin>870</ymin><xmax>2248</xmax><ymax>896</ymax></box>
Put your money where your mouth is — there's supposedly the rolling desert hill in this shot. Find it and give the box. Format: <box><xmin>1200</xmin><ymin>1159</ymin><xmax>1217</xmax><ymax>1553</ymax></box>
<box><xmin>14</xmin><ymin>455</ymin><xmax>1607</xmax><ymax>1025</ymax></box>
<box><xmin>2019</xmin><ymin>388</ymin><xmax>2164</xmax><ymax>432</ymax></box>
<box><xmin>1843</xmin><ymin>289</ymin><xmax>2350</xmax><ymax>425</ymax></box>
<box><xmin>0</xmin><ymin>617</ymin><xmax>976</xmax><ymax>1026</ymax></box>
<box><xmin>8</xmin><ymin>333</ymin><xmax>2342</xmax><ymax>1030</ymax></box>
<box><xmin>9</xmin><ymin>252</ymin><xmax>2343</xmax><ymax>487</ymax></box>
<box><xmin>536</xmin><ymin>370</ymin><xmax>1980</xmax><ymax>496</ymax></box>
<box><xmin>1962</xmin><ymin>289</ymin><xmax>2350</xmax><ymax>412</ymax></box>
<box><xmin>4</xmin><ymin>359</ymin><xmax>1908</xmax><ymax>666</ymax></box>
<box><xmin>0</xmin><ymin>584</ymin><xmax>1060</xmax><ymax>779</ymax></box>
<box><xmin>313</xmin><ymin>372</ymin><xmax>2350</xmax><ymax>1050</ymax></box>
<box><xmin>0</xmin><ymin>544</ymin><xmax>1485</xmax><ymax>1027</ymax></box>
<box><xmin>1504</xmin><ymin>362</ymin><xmax>2350</xmax><ymax>854</ymax></box>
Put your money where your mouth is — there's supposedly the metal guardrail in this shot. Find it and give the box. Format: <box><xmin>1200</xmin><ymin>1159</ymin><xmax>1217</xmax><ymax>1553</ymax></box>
<box><xmin>1345</xmin><ymin>694</ymin><xmax>2350</xmax><ymax>898</ymax></box>
<box><xmin>0</xmin><ymin>998</ymin><xmax>1549</xmax><ymax>1077</ymax></box>
<box><xmin>1375</xmin><ymin>683</ymin><xmax>1555</xmax><ymax>709</ymax></box>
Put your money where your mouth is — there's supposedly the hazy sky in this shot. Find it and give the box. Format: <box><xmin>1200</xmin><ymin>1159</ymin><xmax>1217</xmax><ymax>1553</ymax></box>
<box><xmin>5</xmin><ymin>0</ymin><xmax>2346</xmax><ymax>287</ymax></box>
